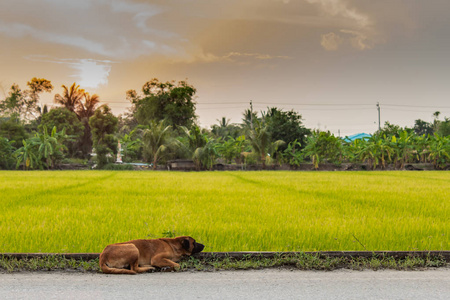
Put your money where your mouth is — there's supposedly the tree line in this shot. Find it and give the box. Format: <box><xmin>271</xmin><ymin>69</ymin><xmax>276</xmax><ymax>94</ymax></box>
<box><xmin>0</xmin><ymin>77</ymin><xmax>449</xmax><ymax>170</ymax></box>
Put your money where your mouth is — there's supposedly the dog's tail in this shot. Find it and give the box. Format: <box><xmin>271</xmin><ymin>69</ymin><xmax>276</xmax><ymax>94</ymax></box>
<box><xmin>99</xmin><ymin>253</ymin><xmax>137</xmax><ymax>275</ymax></box>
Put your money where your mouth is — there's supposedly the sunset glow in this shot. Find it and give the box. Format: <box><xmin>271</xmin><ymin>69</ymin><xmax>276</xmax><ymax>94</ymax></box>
<box><xmin>1</xmin><ymin>0</ymin><xmax>449</xmax><ymax>136</ymax></box>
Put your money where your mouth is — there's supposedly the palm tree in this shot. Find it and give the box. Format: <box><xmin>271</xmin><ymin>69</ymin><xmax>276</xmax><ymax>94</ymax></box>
<box><xmin>179</xmin><ymin>125</ymin><xmax>207</xmax><ymax>157</ymax></box>
<box><xmin>77</xmin><ymin>92</ymin><xmax>100</xmax><ymax>157</ymax></box>
<box><xmin>193</xmin><ymin>138</ymin><xmax>218</xmax><ymax>170</ymax></box>
<box><xmin>246</xmin><ymin>119</ymin><xmax>284</xmax><ymax>169</ymax></box>
<box><xmin>142</xmin><ymin>120</ymin><xmax>175</xmax><ymax>170</ymax></box>
<box><xmin>77</xmin><ymin>93</ymin><xmax>100</xmax><ymax>119</ymax></box>
<box><xmin>54</xmin><ymin>83</ymin><xmax>85</xmax><ymax>113</ymax></box>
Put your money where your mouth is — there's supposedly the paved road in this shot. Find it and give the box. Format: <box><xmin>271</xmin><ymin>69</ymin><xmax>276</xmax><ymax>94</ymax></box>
<box><xmin>1</xmin><ymin>269</ymin><xmax>449</xmax><ymax>300</ymax></box>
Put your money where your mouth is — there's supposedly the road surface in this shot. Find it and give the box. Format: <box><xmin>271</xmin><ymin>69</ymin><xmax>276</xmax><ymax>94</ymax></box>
<box><xmin>1</xmin><ymin>268</ymin><xmax>449</xmax><ymax>300</ymax></box>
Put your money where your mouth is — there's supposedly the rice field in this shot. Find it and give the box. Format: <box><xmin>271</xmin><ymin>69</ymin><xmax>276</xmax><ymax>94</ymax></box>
<box><xmin>0</xmin><ymin>171</ymin><xmax>449</xmax><ymax>253</ymax></box>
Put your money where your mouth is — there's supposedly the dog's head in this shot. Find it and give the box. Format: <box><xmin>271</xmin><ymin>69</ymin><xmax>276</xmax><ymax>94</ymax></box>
<box><xmin>178</xmin><ymin>236</ymin><xmax>205</xmax><ymax>255</ymax></box>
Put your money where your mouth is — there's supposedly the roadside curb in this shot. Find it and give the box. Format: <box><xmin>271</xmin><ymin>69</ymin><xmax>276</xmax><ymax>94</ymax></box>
<box><xmin>3</xmin><ymin>251</ymin><xmax>450</xmax><ymax>262</ymax></box>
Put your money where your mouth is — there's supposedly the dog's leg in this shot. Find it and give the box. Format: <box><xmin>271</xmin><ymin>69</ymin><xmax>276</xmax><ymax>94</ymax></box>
<box><xmin>139</xmin><ymin>264</ymin><xmax>156</xmax><ymax>272</ymax></box>
<box><xmin>131</xmin><ymin>261</ymin><xmax>154</xmax><ymax>273</ymax></box>
<box><xmin>151</xmin><ymin>256</ymin><xmax>181</xmax><ymax>271</ymax></box>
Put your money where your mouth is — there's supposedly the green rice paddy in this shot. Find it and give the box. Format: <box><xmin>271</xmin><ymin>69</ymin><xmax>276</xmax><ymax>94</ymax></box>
<box><xmin>0</xmin><ymin>171</ymin><xmax>448</xmax><ymax>253</ymax></box>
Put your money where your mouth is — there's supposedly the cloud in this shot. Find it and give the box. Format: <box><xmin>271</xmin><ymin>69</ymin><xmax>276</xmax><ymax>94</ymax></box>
<box><xmin>305</xmin><ymin>0</ymin><xmax>379</xmax><ymax>51</ymax></box>
<box><xmin>321</xmin><ymin>32</ymin><xmax>343</xmax><ymax>51</ymax></box>
<box><xmin>25</xmin><ymin>56</ymin><xmax>113</xmax><ymax>89</ymax></box>
<box><xmin>305</xmin><ymin>0</ymin><xmax>371</xmax><ymax>28</ymax></box>
<box><xmin>0</xmin><ymin>0</ymin><xmax>177</xmax><ymax>59</ymax></box>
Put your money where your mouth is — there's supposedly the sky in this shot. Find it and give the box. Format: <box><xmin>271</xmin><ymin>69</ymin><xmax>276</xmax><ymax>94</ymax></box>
<box><xmin>1</xmin><ymin>0</ymin><xmax>449</xmax><ymax>136</ymax></box>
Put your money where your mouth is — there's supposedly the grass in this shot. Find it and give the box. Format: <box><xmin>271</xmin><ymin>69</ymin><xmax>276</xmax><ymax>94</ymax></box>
<box><xmin>0</xmin><ymin>171</ymin><xmax>449</xmax><ymax>253</ymax></box>
<box><xmin>1</xmin><ymin>253</ymin><xmax>447</xmax><ymax>273</ymax></box>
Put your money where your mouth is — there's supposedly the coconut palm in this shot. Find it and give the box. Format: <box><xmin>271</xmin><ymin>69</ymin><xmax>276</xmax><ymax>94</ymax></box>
<box><xmin>77</xmin><ymin>93</ymin><xmax>100</xmax><ymax>119</ymax></box>
<box><xmin>193</xmin><ymin>137</ymin><xmax>218</xmax><ymax>170</ymax></box>
<box><xmin>246</xmin><ymin>119</ymin><xmax>284</xmax><ymax>169</ymax></box>
<box><xmin>77</xmin><ymin>92</ymin><xmax>101</xmax><ymax>157</ymax></box>
<box><xmin>142</xmin><ymin>120</ymin><xmax>176</xmax><ymax>170</ymax></box>
<box><xmin>179</xmin><ymin>125</ymin><xmax>207</xmax><ymax>157</ymax></box>
<box><xmin>54</xmin><ymin>83</ymin><xmax>85</xmax><ymax>113</ymax></box>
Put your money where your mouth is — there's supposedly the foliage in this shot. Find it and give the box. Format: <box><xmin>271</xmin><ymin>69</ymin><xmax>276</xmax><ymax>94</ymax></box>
<box><xmin>142</xmin><ymin>120</ymin><xmax>176</xmax><ymax>169</ymax></box>
<box><xmin>13</xmin><ymin>126</ymin><xmax>67</xmax><ymax>170</ymax></box>
<box><xmin>0</xmin><ymin>78</ymin><xmax>53</xmax><ymax>121</ymax></box>
<box><xmin>0</xmin><ymin>118</ymin><xmax>28</xmax><ymax>148</ymax></box>
<box><xmin>0</xmin><ymin>137</ymin><xmax>16</xmax><ymax>169</ymax></box>
<box><xmin>436</xmin><ymin>117</ymin><xmax>450</xmax><ymax>137</ymax></box>
<box><xmin>303</xmin><ymin>131</ymin><xmax>343</xmax><ymax>169</ymax></box>
<box><xmin>265</xmin><ymin>107</ymin><xmax>310</xmax><ymax>152</ymax></box>
<box><xmin>132</xmin><ymin>78</ymin><xmax>197</xmax><ymax>128</ymax></box>
<box><xmin>245</xmin><ymin>119</ymin><xmax>284</xmax><ymax>168</ymax></box>
<box><xmin>281</xmin><ymin>140</ymin><xmax>303</xmax><ymax>167</ymax></box>
<box><xmin>211</xmin><ymin>117</ymin><xmax>242</xmax><ymax>139</ymax></box>
<box><xmin>413</xmin><ymin>119</ymin><xmax>434</xmax><ymax>136</ymax></box>
<box><xmin>428</xmin><ymin>134</ymin><xmax>450</xmax><ymax>169</ymax></box>
<box><xmin>193</xmin><ymin>137</ymin><xmax>219</xmax><ymax>170</ymax></box>
<box><xmin>216</xmin><ymin>136</ymin><xmax>246</xmax><ymax>164</ymax></box>
<box><xmin>39</xmin><ymin>107</ymin><xmax>84</xmax><ymax>157</ymax></box>
<box><xmin>119</xmin><ymin>128</ymin><xmax>143</xmax><ymax>162</ymax></box>
<box><xmin>178</xmin><ymin>125</ymin><xmax>207</xmax><ymax>157</ymax></box>
<box><xmin>54</xmin><ymin>83</ymin><xmax>85</xmax><ymax>113</ymax></box>
<box><xmin>13</xmin><ymin>139</ymin><xmax>39</xmax><ymax>170</ymax></box>
<box><xmin>375</xmin><ymin>121</ymin><xmax>411</xmax><ymax>138</ymax></box>
<box><xmin>89</xmin><ymin>105</ymin><xmax>118</xmax><ymax>168</ymax></box>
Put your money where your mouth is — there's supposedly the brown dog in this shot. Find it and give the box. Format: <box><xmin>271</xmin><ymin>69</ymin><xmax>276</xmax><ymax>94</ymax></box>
<box><xmin>99</xmin><ymin>236</ymin><xmax>204</xmax><ymax>274</ymax></box>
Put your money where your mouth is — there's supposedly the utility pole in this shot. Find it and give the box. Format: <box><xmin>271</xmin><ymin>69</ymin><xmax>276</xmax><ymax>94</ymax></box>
<box><xmin>376</xmin><ymin>102</ymin><xmax>381</xmax><ymax>131</ymax></box>
<box><xmin>250</xmin><ymin>100</ymin><xmax>253</xmax><ymax>129</ymax></box>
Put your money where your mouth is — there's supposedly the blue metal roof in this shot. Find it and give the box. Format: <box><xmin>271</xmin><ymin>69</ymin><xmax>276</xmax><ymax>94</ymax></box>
<box><xmin>344</xmin><ymin>133</ymin><xmax>371</xmax><ymax>142</ymax></box>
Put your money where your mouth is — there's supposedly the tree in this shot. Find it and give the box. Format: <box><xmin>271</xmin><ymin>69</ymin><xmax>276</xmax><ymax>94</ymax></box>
<box><xmin>428</xmin><ymin>134</ymin><xmax>450</xmax><ymax>169</ymax></box>
<box><xmin>54</xmin><ymin>83</ymin><xmax>85</xmax><ymax>113</ymax></box>
<box><xmin>436</xmin><ymin>117</ymin><xmax>450</xmax><ymax>137</ymax></box>
<box><xmin>34</xmin><ymin>126</ymin><xmax>67</xmax><ymax>169</ymax></box>
<box><xmin>142</xmin><ymin>120</ymin><xmax>176</xmax><ymax>169</ymax></box>
<box><xmin>241</xmin><ymin>108</ymin><xmax>259</xmax><ymax>129</ymax></box>
<box><xmin>0</xmin><ymin>137</ymin><xmax>16</xmax><ymax>169</ymax></box>
<box><xmin>216</xmin><ymin>136</ymin><xmax>246</xmax><ymax>164</ymax></box>
<box><xmin>193</xmin><ymin>137</ymin><xmax>219</xmax><ymax>170</ymax></box>
<box><xmin>265</xmin><ymin>107</ymin><xmax>310</xmax><ymax>152</ymax></box>
<box><xmin>245</xmin><ymin>119</ymin><xmax>284</xmax><ymax>169</ymax></box>
<box><xmin>131</xmin><ymin>78</ymin><xmax>197</xmax><ymax>128</ymax></box>
<box><xmin>89</xmin><ymin>105</ymin><xmax>118</xmax><ymax>168</ymax></box>
<box><xmin>119</xmin><ymin>128</ymin><xmax>143</xmax><ymax>162</ymax></box>
<box><xmin>39</xmin><ymin>107</ymin><xmax>84</xmax><ymax>157</ymax></box>
<box><xmin>0</xmin><ymin>78</ymin><xmax>53</xmax><ymax>122</ymax></box>
<box><xmin>179</xmin><ymin>125</ymin><xmax>207</xmax><ymax>157</ymax></box>
<box><xmin>303</xmin><ymin>131</ymin><xmax>343</xmax><ymax>169</ymax></box>
<box><xmin>375</xmin><ymin>121</ymin><xmax>406</xmax><ymax>138</ymax></box>
<box><xmin>26</xmin><ymin>77</ymin><xmax>53</xmax><ymax>106</ymax></box>
<box><xmin>211</xmin><ymin>117</ymin><xmax>242</xmax><ymax>139</ymax></box>
<box><xmin>76</xmin><ymin>92</ymin><xmax>101</xmax><ymax>157</ymax></box>
<box><xmin>0</xmin><ymin>118</ymin><xmax>28</xmax><ymax>149</ymax></box>
<box><xmin>413</xmin><ymin>119</ymin><xmax>434</xmax><ymax>136</ymax></box>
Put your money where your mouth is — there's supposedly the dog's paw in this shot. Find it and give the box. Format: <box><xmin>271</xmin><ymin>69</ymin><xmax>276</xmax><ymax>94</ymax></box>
<box><xmin>160</xmin><ymin>267</ymin><xmax>173</xmax><ymax>272</ymax></box>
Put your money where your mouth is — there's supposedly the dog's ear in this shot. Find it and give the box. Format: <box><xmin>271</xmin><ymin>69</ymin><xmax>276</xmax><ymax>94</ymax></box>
<box><xmin>182</xmin><ymin>238</ymin><xmax>190</xmax><ymax>251</ymax></box>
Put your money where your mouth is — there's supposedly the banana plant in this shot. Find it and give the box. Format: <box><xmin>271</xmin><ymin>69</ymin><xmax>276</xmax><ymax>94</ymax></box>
<box><xmin>428</xmin><ymin>134</ymin><xmax>450</xmax><ymax>169</ymax></box>
<box><xmin>14</xmin><ymin>139</ymin><xmax>39</xmax><ymax>170</ymax></box>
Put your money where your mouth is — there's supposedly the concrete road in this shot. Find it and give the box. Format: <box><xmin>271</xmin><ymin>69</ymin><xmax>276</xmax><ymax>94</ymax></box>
<box><xmin>1</xmin><ymin>269</ymin><xmax>449</xmax><ymax>300</ymax></box>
